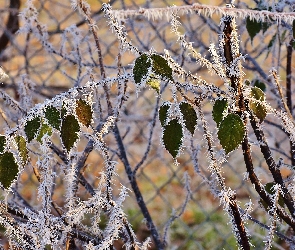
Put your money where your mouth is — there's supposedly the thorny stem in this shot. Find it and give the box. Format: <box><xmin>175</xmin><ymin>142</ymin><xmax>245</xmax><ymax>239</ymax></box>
<box><xmin>78</xmin><ymin>0</ymin><xmax>113</xmax><ymax>115</ymax></box>
<box><xmin>196</xmin><ymin>101</ymin><xmax>250</xmax><ymax>249</ymax></box>
<box><xmin>286</xmin><ymin>40</ymin><xmax>295</xmax><ymax>166</ymax></box>
<box><xmin>223</xmin><ymin>13</ymin><xmax>295</xmax><ymax>231</ymax></box>
<box><xmin>222</xmin><ymin>16</ymin><xmax>250</xmax><ymax>249</ymax></box>
<box><xmin>250</xmin><ymin>116</ymin><xmax>295</xmax><ymax>218</ymax></box>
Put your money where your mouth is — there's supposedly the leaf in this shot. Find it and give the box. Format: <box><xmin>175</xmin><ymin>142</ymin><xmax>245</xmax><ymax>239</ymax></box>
<box><xmin>61</xmin><ymin>115</ymin><xmax>80</xmax><ymax>152</ymax></box>
<box><xmin>159</xmin><ymin>103</ymin><xmax>170</xmax><ymax>126</ymax></box>
<box><xmin>76</xmin><ymin>99</ymin><xmax>92</xmax><ymax>127</ymax></box>
<box><xmin>15</xmin><ymin>136</ymin><xmax>28</xmax><ymax>165</ymax></box>
<box><xmin>0</xmin><ymin>136</ymin><xmax>5</xmax><ymax>154</ymax></box>
<box><xmin>218</xmin><ymin>114</ymin><xmax>245</xmax><ymax>154</ymax></box>
<box><xmin>253</xmin><ymin>80</ymin><xmax>266</xmax><ymax>92</ymax></box>
<box><xmin>264</xmin><ymin>182</ymin><xmax>285</xmax><ymax>208</ymax></box>
<box><xmin>246</xmin><ymin>17</ymin><xmax>262</xmax><ymax>41</ymax></box>
<box><xmin>249</xmin><ymin>87</ymin><xmax>267</xmax><ymax>122</ymax></box>
<box><xmin>212</xmin><ymin>99</ymin><xmax>228</xmax><ymax>126</ymax></box>
<box><xmin>0</xmin><ymin>152</ymin><xmax>18</xmax><ymax>189</ymax></box>
<box><xmin>146</xmin><ymin>77</ymin><xmax>161</xmax><ymax>92</ymax></box>
<box><xmin>24</xmin><ymin>117</ymin><xmax>41</xmax><ymax>142</ymax></box>
<box><xmin>37</xmin><ymin>123</ymin><xmax>52</xmax><ymax>143</ymax></box>
<box><xmin>262</xmin><ymin>21</ymin><xmax>271</xmax><ymax>33</ymax></box>
<box><xmin>163</xmin><ymin>119</ymin><xmax>183</xmax><ymax>158</ymax></box>
<box><xmin>179</xmin><ymin>102</ymin><xmax>197</xmax><ymax>135</ymax></box>
<box><xmin>151</xmin><ymin>54</ymin><xmax>173</xmax><ymax>81</ymax></box>
<box><xmin>45</xmin><ymin>106</ymin><xmax>61</xmax><ymax>130</ymax></box>
<box><xmin>267</xmin><ymin>35</ymin><xmax>276</xmax><ymax>49</ymax></box>
<box><xmin>133</xmin><ymin>54</ymin><xmax>151</xmax><ymax>84</ymax></box>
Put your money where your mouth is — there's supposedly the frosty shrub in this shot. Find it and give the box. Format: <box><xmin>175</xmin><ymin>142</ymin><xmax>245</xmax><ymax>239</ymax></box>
<box><xmin>0</xmin><ymin>0</ymin><xmax>295</xmax><ymax>249</ymax></box>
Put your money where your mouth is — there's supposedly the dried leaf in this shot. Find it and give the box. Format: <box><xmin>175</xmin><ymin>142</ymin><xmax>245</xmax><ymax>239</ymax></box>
<box><xmin>76</xmin><ymin>99</ymin><xmax>92</xmax><ymax>127</ymax></box>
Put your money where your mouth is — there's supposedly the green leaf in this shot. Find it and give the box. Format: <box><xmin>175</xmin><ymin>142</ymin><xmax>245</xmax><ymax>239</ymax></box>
<box><xmin>0</xmin><ymin>136</ymin><xmax>5</xmax><ymax>154</ymax></box>
<box><xmin>61</xmin><ymin>115</ymin><xmax>80</xmax><ymax>152</ymax></box>
<box><xmin>25</xmin><ymin>117</ymin><xmax>41</xmax><ymax>142</ymax></box>
<box><xmin>151</xmin><ymin>54</ymin><xmax>173</xmax><ymax>81</ymax></box>
<box><xmin>163</xmin><ymin>119</ymin><xmax>183</xmax><ymax>158</ymax></box>
<box><xmin>37</xmin><ymin>123</ymin><xmax>52</xmax><ymax>143</ymax></box>
<box><xmin>262</xmin><ymin>21</ymin><xmax>271</xmax><ymax>33</ymax></box>
<box><xmin>267</xmin><ymin>34</ymin><xmax>276</xmax><ymax>50</ymax></box>
<box><xmin>218</xmin><ymin>114</ymin><xmax>245</xmax><ymax>154</ymax></box>
<box><xmin>244</xmin><ymin>80</ymin><xmax>251</xmax><ymax>86</ymax></box>
<box><xmin>253</xmin><ymin>80</ymin><xmax>266</xmax><ymax>92</ymax></box>
<box><xmin>76</xmin><ymin>99</ymin><xmax>92</xmax><ymax>127</ymax></box>
<box><xmin>45</xmin><ymin>106</ymin><xmax>61</xmax><ymax>130</ymax></box>
<box><xmin>159</xmin><ymin>103</ymin><xmax>170</xmax><ymax>126</ymax></box>
<box><xmin>133</xmin><ymin>54</ymin><xmax>151</xmax><ymax>84</ymax></box>
<box><xmin>0</xmin><ymin>152</ymin><xmax>18</xmax><ymax>189</ymax></box>
<box><xmin>15</xmin><ymin>136</ymin><xmax>28</xmax><ymax>165</ymax></box>
<box><xmin>179</xmin><ymin>102</ymin><xmax>197</xmax><ymax>135</ymax></box>
<box><xmin>246</xmin><ymin>17</ymin><xmax>262</xmax><ymax>41</ymax></box>
<box><xmin>265</xmin><ymin>182</ymin><xmax>285</xmax><ymax>207</ymax></box>
<box><xmin>212</xmin><ymin>99</ymin><xmax>228</xmax><ymax>126</ymax></box>
<box><xmin>250</xmin><ymin>87</ymin><xmax>267</xmax><ymax>122</ymax></box>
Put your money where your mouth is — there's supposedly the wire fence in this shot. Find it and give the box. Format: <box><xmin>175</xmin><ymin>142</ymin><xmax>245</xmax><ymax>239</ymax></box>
<box><xmin>0</xmin><ymin>0</ymin><xmax>294</xmax><ymax>249</ymax></box>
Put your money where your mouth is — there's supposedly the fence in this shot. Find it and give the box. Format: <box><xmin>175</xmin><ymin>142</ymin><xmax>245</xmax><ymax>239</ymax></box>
<box><xmin>0</xmin><ymin>0</ymin><xmax>294</xmax><ymax>249</ymax></box>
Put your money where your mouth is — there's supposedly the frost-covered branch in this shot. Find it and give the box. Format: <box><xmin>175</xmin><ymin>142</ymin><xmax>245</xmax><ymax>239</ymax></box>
<box><xmin>110</xmin><ymin>3</ymin><xmax>295</xmax><ymax>24</ymax></box>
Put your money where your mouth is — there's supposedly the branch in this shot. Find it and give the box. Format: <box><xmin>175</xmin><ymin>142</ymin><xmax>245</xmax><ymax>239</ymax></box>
<box><xmin>0</xmin><ymin>0</ymin><xmax>20</xmax><ymax>55</ymax></box>
<box><xmin>113</xmin><ymin>124</ymin><xmax>165</xmax><ymax>250</ymax></box>
<box><xmin>110</xmin><ymin>3</ymin><xmax>295</xmax><ymax>24</ymax></box>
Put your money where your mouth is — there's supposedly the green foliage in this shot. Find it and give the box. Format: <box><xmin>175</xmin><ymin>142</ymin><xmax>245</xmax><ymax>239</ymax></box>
<box><xmin>45</xmin><ymin>106</ymin><xmax>61</xmax><ymax>130</ymax></box>
<box><xmin>133</xmin><ymin>53</ymin><xmax>173</xmax><ymax>91</ymax></box>
<box><xmin>179</xmin><ymin>102</ymin><xmax>197</xmax><ymax>135</ymax></box>
<box><xmin>163</xmin><ymin>119</ymin><xmax>183</xmax><ymax>158</ymax></box>
<box><xmin>25</xmin><ymin>117</ymin><xmax>41</xmax><ymax>142</ymax></box>
<box><xmin>249</xmin><ymin>87</ymin><xmax>267</xmax><ymax>122</ymax></box>
<box><xmin>37</xmin><ymin>123</ymin><xmax>52</xmax><ymax>143</ymax></box>
<box><xmin>61</xmin><ymin>115</ymin><xmax>80</xmax><ymax>152</ymax></box>
<box><xmin>15</xmin><ymin>136</ymin><xmax>28</xmax><ymax>166</ymax></box>
<box><xmin>253</xmin><ymin>80</ymin><xmax>266</xmax><ymax>92</ymax></box>
<box><xmin>76</xmin><ymin>99</ymin><xmax>93</xmax><ymax>127</ymax></box>
<box><xmin>133</xmin><ymin>54</ymin><xmax>151</xmax><ymax>84</ymax></box>
<box><xmin>260</xmin><ymin>182</ymin><xmax>285</xmax><ymax>210</ymax></box>
<box><xmin>0</xmin><ymin>152</ymin><xmax>18</xmax><ymax>189</ymax></box>
<box><xmin>246</xmin><ymin>18</ymin><xmax>262</xmax><ymax>41</ymax></box>
<box><xmin>0</xmin><ymin>136</ymin><xmax>5</xmax><ymax>154</ymax></box>
<box><xmin>159</xmin><ymin>103</ymin><xmax>170</xmax><ymax>126</ymax></box>
<box><xmin>150</xmin><ymin>54</ymin><xmax>173</xmax><ymax>81</ymax></box>
<box><xmin>218</xmin><ymin>114</ymin><xmax>245</xmax><ymax>154</ymax></box>
<box><xmin>212</xmin><ymin>99</ymin><xmax>228</xmax><ymax>126</ymax></box>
